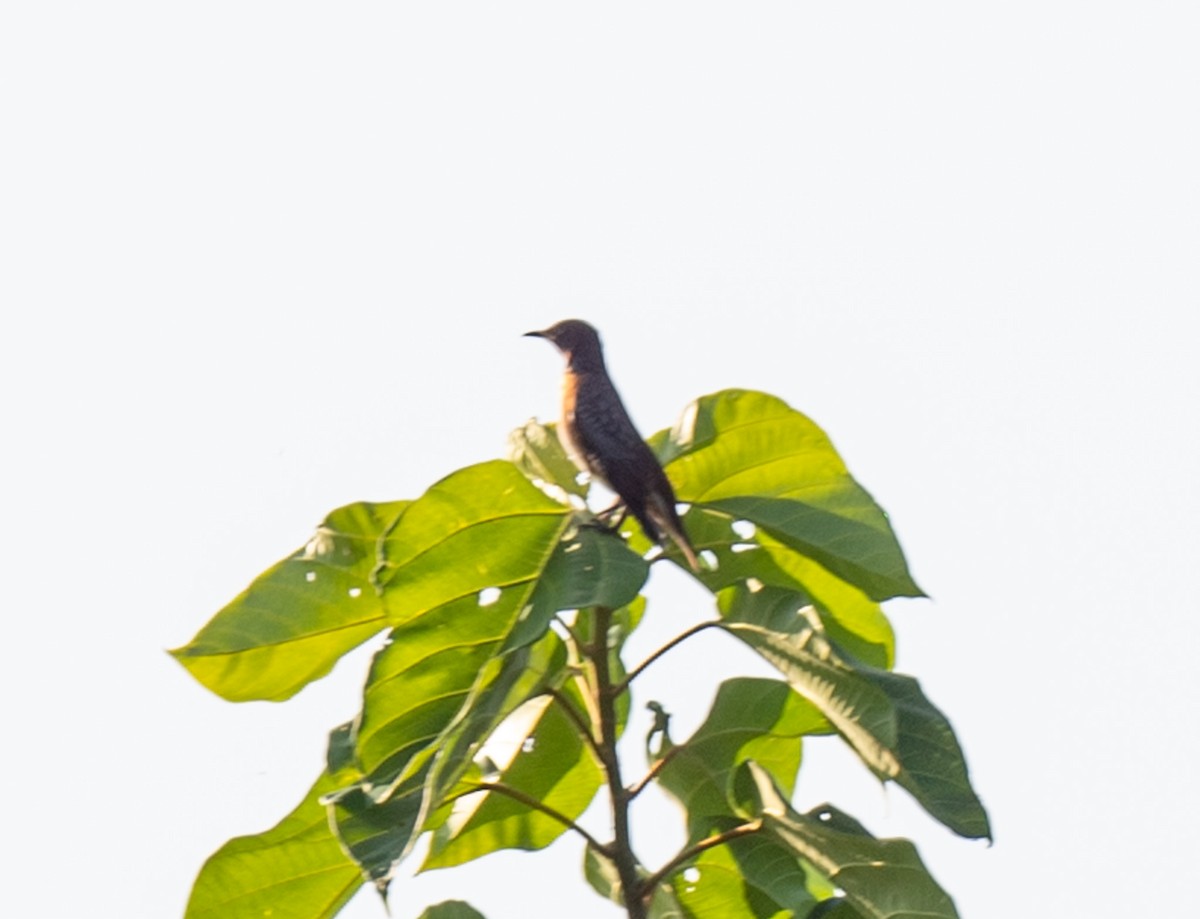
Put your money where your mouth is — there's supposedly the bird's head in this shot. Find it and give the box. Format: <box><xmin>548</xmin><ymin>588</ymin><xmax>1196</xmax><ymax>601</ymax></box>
<box><xmin>525</xmin><ymin>319</ymin><xmax>605</xmax><ymax>371</ymax></box>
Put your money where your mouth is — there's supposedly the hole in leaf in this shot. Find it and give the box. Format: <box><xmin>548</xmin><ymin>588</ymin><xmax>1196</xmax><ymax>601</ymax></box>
<box><xmin>305</xmin><ymin>571</ymin><xmax>317</xmax><ymax>583</ymax></box>
<box><xmin>478</xmin><ymin>587</ymin><xmax>501</xmax><ymax>607</ymax></box>
<box><xmin>302</xmin><ymin>527</ymin><xmax>334</xmax><ymax>559</ymax></box>
<box><xmin>348</xmin><ymin>587</ymin><xmax>362</xmax><ymax>598</ymax></box>
<box><xmin>565</xmin><ymin>541</ymin><xmax>583</xmax><ymax>553</ymax></box>
<box><xmin>676</xmin><ymin>502</ymin><xmax>692</xmax><ymax>515</ymax></box>
<box><xmin>700</xmin><ymin>549</ymin><xmax>718</xmax><ymax>569</ymax></box>
<box><xmin>731</xmin><ymin>519</ymin><xmax>756</xmax><ymax>540</ymax></box>
<box><xmin>682</xmin><ymin>867</ymin><xmax>701</xmax><ymax>883</ymax></box>
<box><xmin>746</xmin><ymin>577</ymin><xmax>764</xmax><ymax>593</ymax></box>
<box><xmin>731</xmin><ymin>542</ymin><xmax>757</xmax><ymax>554</ymax></box>
<box><xmin>522</xmin><ymin>737</ymin><xmax>536</xmax><ymax>753</ymax></box>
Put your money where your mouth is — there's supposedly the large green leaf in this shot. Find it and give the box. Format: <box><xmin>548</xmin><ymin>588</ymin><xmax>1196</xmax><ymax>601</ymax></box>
<box><xmin>375</xmin><ymin>461</ymin><xmax>569</xmax><ymax>623</ymax></box>
<box><xmin>719</xmin><ymin>586</ymin><xmax>902</xmax><ymax>780</ymax></box>
<box><xmin>654</xmin><ymin>679</ymin><xmax>828</xmax><ymax>918</ymax></box>
<box><xmin>327</xmin><ymin>631</ymin><xmax>571</xmax><ymax>899</ymax></box>
<box><xmin>185</xmin><ymin>724</ymin><xmax>365</xmax><ymax>919</ymax></box>
<box><xmin>172</xmin><ymin>500</ymin><xmax>409</xmax><ymax>702</ymax></box>
<box><xmin>672</xmin><ymin>832</ymin><xmax>818</xmax><ymax>919</ymax></box>
<box><xmin>650</xmin><ymin>390</ymin><xmax>923</xmax><ymax>602</ymax></box>
<box><xmin>720</xmin><ymin>586</ymin><xmax>990</xmax><ymax>840</ymax></box>
<box><xmin>734</xmin><ymin>762</ymin><xmax>960</xmax><ymax>919</ymax></box>
<box><xmin>508</xmin><ymin>418</ymin><xmax>588</xmax><ymax>499</ymax></box>
<box><xmin>421</xmin><ymin>683</ymin><xmax>603</xmax><ymax>869</ymax></box>
<box><xmin>658</xmin><ymin>679</ymin><xmax>827</xmax><ymax>841</ymax></box>
<box><xmin>672</xmin><ymin>509</ymin><xmax>894</xmax><ymax>669</ymax></box>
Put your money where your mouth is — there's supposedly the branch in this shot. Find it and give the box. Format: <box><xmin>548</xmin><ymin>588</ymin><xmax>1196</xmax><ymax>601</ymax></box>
<box><xmin>639</xmin><ymin>819</ymin><xmax>764</xmax><ymax>897</ymax></box>
<box><xmin>590</xmin><ymin>605</ymin><xmax>646</xmax><ymax>919</ymax></box>
<box><xmin>614</xmin><ymin>621</ymin><xmax>721</xmax><ymax>695</ymax></box>
<box><xmin>456</xmin><ymin>781</ymin><xmax>611</xmax><ymax>857</ymax></box>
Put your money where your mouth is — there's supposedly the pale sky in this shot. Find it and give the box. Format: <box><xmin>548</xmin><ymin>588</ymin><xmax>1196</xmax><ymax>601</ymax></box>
<box><xmin>3</xmin><ymin>4</ymin><xmax>1197</xmax><ymax>918</ymax></box>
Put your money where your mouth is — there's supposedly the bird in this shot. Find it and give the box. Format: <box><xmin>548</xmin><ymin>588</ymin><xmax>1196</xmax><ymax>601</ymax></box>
<box><xmin>525</xmin><ymin>319</ymin><xmax>701</xmax><ymax>573</ymax></box>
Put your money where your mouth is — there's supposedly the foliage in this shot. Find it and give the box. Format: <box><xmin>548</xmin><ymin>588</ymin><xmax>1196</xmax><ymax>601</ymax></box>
<box><xmin>174</xmin><ymin>389</ymin><xmax>989</xmax><ymax>919</ymax></box>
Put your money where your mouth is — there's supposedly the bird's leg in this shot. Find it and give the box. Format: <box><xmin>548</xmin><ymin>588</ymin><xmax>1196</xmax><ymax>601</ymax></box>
<box><xmin>593</xmin><ymin>498</ymin><xmax>628</xmax><ymax>532</ymax></box>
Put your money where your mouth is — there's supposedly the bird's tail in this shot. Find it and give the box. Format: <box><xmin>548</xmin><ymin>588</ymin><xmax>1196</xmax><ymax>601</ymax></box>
<box><xmin>643</xmin><ymin>493</ymin><xmax>702</xmax><ymax>574</ymax></box>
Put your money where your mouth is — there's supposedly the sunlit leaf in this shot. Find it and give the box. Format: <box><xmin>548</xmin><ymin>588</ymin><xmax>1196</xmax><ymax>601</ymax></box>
<box><xmin>672</xmin><ymin>833</ymin><xmax>816</xmax><ymax>919</ymax></box>
<box><xmin>651</xmin><ymin>390</ymin><xmax>923</xmax><ymax>602</ymax></box>
<box><xmin>670</xmin><ymin>509</ymin><xmax>894</xmax><ymax>669</ymax></box>
<box><xmin>171</xmin><ymin>500</ymin><xmax>409</xmax><ymax>701</ymax></box>
<box><xmin>376</xmin><ymin>461</ymin><xmax>569</xmax><ymax>623</ymax></box>
<box><xmin>734</xmin><ymin>762</ymin><xmax>960</xmax><ymax>919</ymax></box>
<box><xmin>185</xmin><ymin>732</ymin><xmax>364</xmax><ymax>919</ymax></box>
<box><xmin>508</xmin><ymin>419</ymin><xmax>588</xmax><ymax>498</ymax></box>
<box><xmin>422</xmin><ymin>683</ymin><xmax>603</xmax><ymax>869</ymax></box>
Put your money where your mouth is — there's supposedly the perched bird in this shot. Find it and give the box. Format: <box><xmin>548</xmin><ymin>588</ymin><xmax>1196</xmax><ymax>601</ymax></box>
<box><xmin>525</xmin><ymin>319</ymin><xmax>701</xmax><ymax>573</ymax></box>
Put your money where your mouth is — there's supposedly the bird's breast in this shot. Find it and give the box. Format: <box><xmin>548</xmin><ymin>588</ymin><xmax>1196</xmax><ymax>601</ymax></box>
<box><xmin>558</xmin><ymin>371</ymin><xmax>591</xmax><ymax>476</ymax></box>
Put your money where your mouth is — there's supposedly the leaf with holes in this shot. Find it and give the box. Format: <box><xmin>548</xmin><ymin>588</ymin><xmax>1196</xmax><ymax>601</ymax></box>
<box><xmin>421</xmin><ymin>681</ymin><xmax>603</xmax><ymax>869</ymax></box>
<box><xmin>508</xmin><ymin>419</ymin><xmax>588</xmax><ymax>498</ymax></box>
<box><xmin>331</xmin><ymin>631</ymin><xmax>567</xmax><ymax>893</ymax></box>
<box><xmin>654</xmin><ymin>679</ymin><xmax>829</xmax><ymax>918</ymax></box>
<box><xmin>673</xmin><ymin>509</ymin><xmax>895</xmax><ymax>669</ymax></box>
<box><xmin>375</xmin><ymin>460</ymin><xmax>570</xmax><ymax>624</ymax></box>
<box><xmin>733</xmin><ymin>762</ymin><xmax>960</xmax><ymax>919</ymax></box>
<box><xmin>171</xmin><ymin>500</ymin><xmax>409</xmax><ymax>702</ymax></box>
<box><xmin>650</xmin><ymin>390</ymin><xmax>923</xmax><ymax>602</ymax></box>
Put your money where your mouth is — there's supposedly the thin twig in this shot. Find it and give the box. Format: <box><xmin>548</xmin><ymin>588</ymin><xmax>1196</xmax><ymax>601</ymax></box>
<box><xmin>626</xmin><ymin>744</ymin><xmax>685</xmax><ymax>801</ymax></box>
<box><xmin>455</xmin><ymin>781</ymin><xmax>611</xmax><ymax>856</ymax></box>
<box><xmin>614</xmin><ymin>621</ymin><xmax>722</xmax><ymax>696</ymax></box>
<box><xmin>638</xmin><ymin>819</ymin><xmax>764</xmax><ymax>896</ymax></box>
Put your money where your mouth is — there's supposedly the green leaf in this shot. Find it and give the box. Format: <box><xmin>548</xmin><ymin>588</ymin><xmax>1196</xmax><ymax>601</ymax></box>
<box><xmin>672</xmin><ymin>832</ymin><xmax>817</xmax><ymax>919</ymax></box>
<box><xmin>422</xmin><ymin>684</ymin><xmax>603</xmax><ymax>869</ymax></box>
<box><xmin>185</xmin><ymin>768</ymin><xmax>362</xmax><ymax>919</ymax></box>
<box><xmin>508</xmin><ymin>419</ymin><xmax>588</xmax><ymax>498</ymax></box>
<box><xmin>718</xmin><ymin>586</ymin><xmax>902</xmax><ymax>781</ymax></box>
<box><xmin>171</xmin><ymin>500</ymin><xmax>408</xmax><ymax>702</ymax></box>
<box><xmin>651</xmin><ymin>390</ymin><xmax>923</xmax><ymax>602</ymax></box>
<box><xmin>672</xmin><ymin>509</ymin><xmax>895</xmax><ymax>669</ymax></box>
<box><xmin>375</xmin><ymin>461</ymin><xmax>569</xmax><ymax>624</ymax></box>
<box><xmin>653</xmin><ymin>679</ymin><xmax>827</xmax><ymax>918</ymax></box>
<box><xmin>329</xmin><ymin>632</ymin><xmax>568</xmax><ymax>892</ymax></box>
<box><xmin>658</xmin><ymin>678</ymin><xmax>828</xmax><ymax>842</ymax></box>
<box><xmin>506</xmin><ymin>522</ymin><xmax>649</xmax><ymax>651</ymax></box>
<box><xmin>719</xmin><ymin>585</ymin><xmax>989</xmax><ymax>840</ymax></box>
<box><xmin>735</xmin><ymin>762</ymin><xmax>960</xmax><ymax>919</ymax></box>
<box><xmin>583</xmin><ymin>844</ymin><xmax>624</xmax><ymax>907</ymax></box>
<box><xmin>417</xmin><ymin>902</ymin><xmax>489</xmax><ymax>919</ymax></box>
<box><xmin>860</xmin><ymin>670</ymin><xmax>991</xmax><ymax>840</ymax></box>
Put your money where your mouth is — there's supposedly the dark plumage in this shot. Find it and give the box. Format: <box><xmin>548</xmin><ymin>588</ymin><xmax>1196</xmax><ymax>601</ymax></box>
<box><xmin>526</xmin><ymin>319</ymin><xmax>700</xmax><ymax>572</ymax></box>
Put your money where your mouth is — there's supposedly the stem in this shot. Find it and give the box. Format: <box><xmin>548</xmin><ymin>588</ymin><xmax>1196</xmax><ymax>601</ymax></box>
<box><xmin>627</xmin><ymin>743</ymin><xmax>684</xmax><ymax>801</ymax></box>
<box><xmin>615</xmin><ymin>621</ymin><xmax>721</xmax><ymax>696</ymax></box>
<box><xmin>640</xmin><ymin>819</ymin><xmax>764</xmax><ymax>895</ymax></box>
<box><xmin>589</xmin><ymin>605</ymin><xmax>646</xmax><ymax>919</ymax></box>
<box><xmin>455</xmin><ymin>782</ymin><xmax>610</xmax><ymax>856</ymax></box>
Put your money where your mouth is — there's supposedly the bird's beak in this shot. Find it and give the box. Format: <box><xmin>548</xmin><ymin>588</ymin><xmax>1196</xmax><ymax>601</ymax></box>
<box><xmin>524</xmin><ymin>329</ymin><xmax>546</xmax><ymax>339</ymax></box>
